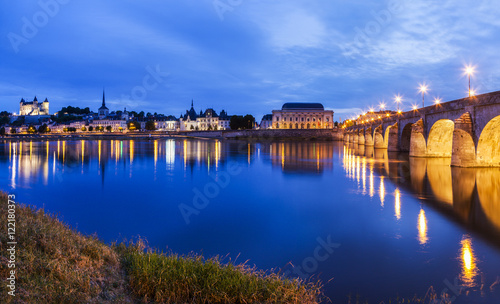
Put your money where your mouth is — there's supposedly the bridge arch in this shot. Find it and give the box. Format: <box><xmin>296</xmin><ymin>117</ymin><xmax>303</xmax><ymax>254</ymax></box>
<box><xmin>476</xmin><ymin>115</ymin><xmax>500</xmax><ymax>166</ymax></box>
<box><xmin>358</xmin><ymin>130</ymin><xmax>365</xmax><ymax>145</ymax></box>
<box><xmin>365</xmin><ymin>127</ymin><xmax>373</xmax><ymax>146</ymax></box>
<box><xmin>400</xmin><ymin>123</ymin><xmax>413</xmax><ymax>152</ymax></box>
<box><xmin>374</xmin><ymin>125</ymin><xmax>384</xmax><ymax>148</ymax></box>
<box><xmin>451</xmin><ymin>113</ymin><xmax>476</xmax><ymax>167</ymax></box>
<box><xmin>427</xmin><ymin>119</ymin><xmax>455</xmax><ymax>157</ymax></box>
<box><xmin>409</xmin><ymin>119</ymin><xmax>426</xmax><ymax>157</ymax></box>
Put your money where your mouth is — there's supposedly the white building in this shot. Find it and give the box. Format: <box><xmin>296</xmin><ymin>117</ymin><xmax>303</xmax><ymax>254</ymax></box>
<box><xmin>90</xmin><ymin>119</ymin><xmax>127</xmax><ymax>132</ymax></box>
<box><xmin>272</xmin><ymin>103</ymin><xmax>334</xmax><ymax>129</ymax></box>
<box><xmin>19</xmin><ymin>96</ymin><xmax>49</xmax><ymax>116</ymax></box>
<box><xmin>259</xmin><ymin>114</ymin><xmax>273</xmax><ymax>129</ymax></box>
<box><xmin>155</xmin><ymin>118</ymin><xmax>180</xmax><ymax>131</ymax></box>
<box><xmin>179</xmin><ymin>101</ymin><xmax>231</xmax><ymax>131</ymax></box>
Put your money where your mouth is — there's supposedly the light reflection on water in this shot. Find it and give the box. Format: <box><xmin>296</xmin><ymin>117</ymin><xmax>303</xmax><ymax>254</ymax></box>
<box><xmin>1</xmin><ymin>139</ymin><xmax>500</xmax><ymax>303</ymax></box>
<box><xmin>460</xmin><ymin>236</ymin><xmax>478</xmax><ymax>288</ymax></box>
<box><xmin>342</xmin><ymin>142</ymin><xmax>500</xmax><ymax>290</ymax></box>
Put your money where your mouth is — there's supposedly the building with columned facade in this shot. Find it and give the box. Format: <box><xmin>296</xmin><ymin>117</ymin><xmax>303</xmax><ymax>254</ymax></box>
<box><xmin>272</xmin><ymin>103</ymin><xmax>334</xmax><ymax>129</ymax></box>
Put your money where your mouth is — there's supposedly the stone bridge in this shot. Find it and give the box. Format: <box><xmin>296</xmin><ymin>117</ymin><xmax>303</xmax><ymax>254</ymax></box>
<box><xmin>344</xmin><ymin>91</ymin><xmax>500</xmax><ymax>167</ymax></box>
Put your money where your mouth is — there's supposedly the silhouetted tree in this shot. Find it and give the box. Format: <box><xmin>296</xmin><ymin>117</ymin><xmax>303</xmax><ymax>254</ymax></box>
<box><xmin>38</xmin><ymin>124</ymin><xmax>48</xmax><ymax>133</ymax></box>
<box><xmin>145</xmin><ymin>120</ymin><xmax>156</xmax><ymax>131</ymax></box>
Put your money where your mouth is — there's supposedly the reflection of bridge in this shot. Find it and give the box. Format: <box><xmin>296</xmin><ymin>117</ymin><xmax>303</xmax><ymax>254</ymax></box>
<box><xmin>343</xmin><ymin>143</ymin><xmax>500</xmax><ymax>243</ymax></box>
<box><xmin>344</xmin><ymin>91</ymin><xmax>500</xmax><ymax>167</ymax></box>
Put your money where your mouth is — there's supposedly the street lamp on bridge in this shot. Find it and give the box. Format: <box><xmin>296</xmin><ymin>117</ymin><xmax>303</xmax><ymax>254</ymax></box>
<box><xmin>419</xmin><ymin>84</ymin><xmax>428</xmax><ymax>107</ymax></box>
<box><xmin>394</xmin><ymin>95</ymin><xmax>402</xmax><ymax>112</ymax></box>
<box><xmin>379</xmin><ymin>102</ymin><xmax>386</xmax><ymax>111</ymax></box>
<box><xmin>465</xmin><ymin>65</ymin><xmax>475</xmax><ymax>98</ymax></box>
<box><xmin>434</xmin><ymin>97</ymin><xmax>442</xmax><ymax>105</ymax></box>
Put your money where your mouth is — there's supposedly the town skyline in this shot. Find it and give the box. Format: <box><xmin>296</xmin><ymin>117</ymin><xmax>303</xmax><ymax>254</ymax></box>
<box><xmin>2</xmin><ymin>1</ymin><xmax>499</xmax><ymax>121</ymax></box>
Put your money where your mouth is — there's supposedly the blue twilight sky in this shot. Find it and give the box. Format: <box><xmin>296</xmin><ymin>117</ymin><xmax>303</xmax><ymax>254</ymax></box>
<box><xmin>1</xmin><ymin>0</ymin><xmax>499</xmax><ymax>121</ymax></box>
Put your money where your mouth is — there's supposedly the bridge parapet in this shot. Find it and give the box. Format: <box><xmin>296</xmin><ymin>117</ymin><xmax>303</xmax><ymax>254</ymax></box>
<box><xmin>343</xmin><ymin>90</ymin><xmax>500</xmax><ymax>167</ymax></box>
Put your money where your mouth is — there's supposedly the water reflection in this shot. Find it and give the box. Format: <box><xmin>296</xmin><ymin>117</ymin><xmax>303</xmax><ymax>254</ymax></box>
<box><xmin>0</xmin><ymin>140</ymin><xmax>338</xmax><ymax>190</ymax></box>
<box><xmin>1</xmin><ymin>139</ymin><xmax>499</xmax><ymax>302</ymax></box>
<box><xmin>394</xmin><ymin>189</ymin><xmax>401</xmax><ymax>220</ymax></box>
<box><xmin>266</xmin><ymin>141</ymin><xmax>334</xmax><ymax>174</ymax></box>
<box><xmin>418</xmin><ymin>209</ymin><xmax>428</xmax><ymax>245</ymax></box>
<box><xmin>379</xmin><ymin>176</ymin><xmax>385</xmax><ymax>207</ymax></box>
<box><xmin>342</xmin><ymin>142</ymin><xmax>500</xmax><ymax>249</ymax></box>
<box><xmin>460</xmin><ymin>235</ymin><xmax>478</xmax><ymax>288</ymax></box>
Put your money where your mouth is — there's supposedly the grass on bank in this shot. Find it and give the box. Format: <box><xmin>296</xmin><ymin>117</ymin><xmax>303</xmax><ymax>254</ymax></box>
<box><xmin>0</xmin><ymin>192</ymin><xmax>323</xmax><ymax>303</ymax></box>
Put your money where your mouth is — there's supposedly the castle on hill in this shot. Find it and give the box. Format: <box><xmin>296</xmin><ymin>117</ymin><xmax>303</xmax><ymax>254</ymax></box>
<box><xmin>19</xmin><ymin>96</ymin><xmax>49</xmax><ymax>115</ymax></box>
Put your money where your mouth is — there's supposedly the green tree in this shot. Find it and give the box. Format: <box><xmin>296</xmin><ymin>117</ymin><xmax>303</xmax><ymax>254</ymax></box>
<box><xmin>230</xmin><ymin>115</ymin><xmax>254</xmax><ymax>130</ymax></box>
<box><xmin>0</xmin><ymin>112</ymin><xmax>10</xmax><ymax>126</ymax></box>
<box><xmin>243</xmin><ymin>114</ymin><xmax>255</xmax><ymax>129</ymax></box>
<box><xmin>81</xmin><ymin>126</ymin><xmax>87</xmax><ymax>132</ymax></box>
<box><xmin>28</xmin><ymin>125</ymin><xmax>37</xmax><ymax>134</ymax></box>
<box><xmin>10</xmin><ymin>128</ymin><xmax>16</xmax><ymax>134</ymax></box>
<box><xmin>145</xmin><ymin>120</ymin><xmax>156</xmax><ymax>131</ymax></box>
<box><xmin>0</xmin><ymin>127</ymin><xmax>5</xmax><ymax>136</ymax></box>
<box><xmin>190</xmin><ymin>125</ymin><xmax>194</xmax><ymax>130</ymax></box>
<box><xmin>59</xmin><ymin>106</ymin><xmax>91</xmax><ymax>115</ymax></box>
<box><xmin>106</xmin><ymin>126</ymin><xmax>112</xmax><ymax>132</ymax></box>
<box><xmin>128</xmin><ymin>121</ymin><xmax>140</xmax><ymax>130</ymax></box>
<box><xmin>38</xmin><ymin>124</ymin><xmax>48</xmax><ymax>133</ymax></box>
<box><xmin>88</xmin><ymin>126</ymin><xmax>94</xmax><ymax>132</ymax></box>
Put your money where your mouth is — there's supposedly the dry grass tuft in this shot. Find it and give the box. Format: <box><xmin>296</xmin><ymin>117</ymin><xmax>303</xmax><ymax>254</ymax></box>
<box><xmin>0</xmin><ymin>192</ymin><xmax>134</xmax><ymax>303</ymax></box>
<box><xmin>0</xmin><ymin>192</ymin><xmax>324</xmax><ymax>303</ymax></box>
<box><xmin>116</xmin><ymin>239</ymin><xmax>323</xmax><ymax>304</ymax></box>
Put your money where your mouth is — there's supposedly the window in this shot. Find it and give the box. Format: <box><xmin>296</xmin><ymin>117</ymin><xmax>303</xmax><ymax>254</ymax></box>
<box><xmin>290</xmin><ymin>117</ymin><xmax>293</xmax><ymax>122</ymax></box>
<box><xmin>326</xmin><ymin>117</ymin><xmax>330</xmax><ymax>122</ymax></box>
<box><xmin>301</xmin><ymin>117</ymin><xmax>304</xmax><ymax>122</ymax></box>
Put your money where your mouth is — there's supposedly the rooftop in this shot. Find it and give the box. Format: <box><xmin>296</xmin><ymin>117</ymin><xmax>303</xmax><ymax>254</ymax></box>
<box><xmin>281</xmin><ymin>103</ymin><xmax>324</xmax><ymax>110</ymax></box>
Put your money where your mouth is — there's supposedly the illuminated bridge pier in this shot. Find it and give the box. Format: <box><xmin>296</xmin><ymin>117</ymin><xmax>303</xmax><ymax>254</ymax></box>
<box><xmin>344</xmin><ymin>91</ymin><xmax>500</xmax><ymax>167</ymax></box>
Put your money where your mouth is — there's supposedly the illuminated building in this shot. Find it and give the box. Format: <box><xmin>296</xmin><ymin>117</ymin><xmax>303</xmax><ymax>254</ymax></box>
<box><xmin>272</xmin><ymin>103</ymin><xmax>334</xmax><ymax>129</ymax></box>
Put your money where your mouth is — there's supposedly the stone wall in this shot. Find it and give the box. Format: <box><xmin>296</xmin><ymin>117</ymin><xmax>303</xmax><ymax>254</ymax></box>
<box><xmin>175</xmin><ymin>129</ymin><xmax>344</xmax><ymax>141</ymax></box>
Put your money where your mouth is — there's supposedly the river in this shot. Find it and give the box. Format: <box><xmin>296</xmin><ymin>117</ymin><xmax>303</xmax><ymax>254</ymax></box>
<box><xmin>1</xmin><ymin>139</ymin><xmax>499</xmax><ymax>303</ymax></box>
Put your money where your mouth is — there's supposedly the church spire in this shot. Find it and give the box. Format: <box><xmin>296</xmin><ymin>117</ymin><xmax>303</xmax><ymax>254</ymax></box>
<box><xmin>191</xmin><ymin>99</ymin><xmax>194</xmax><ymax>108</ymax></box>
<box><xmin>102</xmin><ymin>90</ymin><xmax>106</xmax><ymax>107</ymax></box>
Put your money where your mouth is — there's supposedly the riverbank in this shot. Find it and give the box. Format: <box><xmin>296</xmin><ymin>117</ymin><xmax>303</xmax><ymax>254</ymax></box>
<box><xmin>0</xmin><ymin>128</ymin><xmax>344</xmax><ymax>142</ymax></box>
<box><xmin>0</xmin><ymin>192</ymin><xmax>323</xmax><ymax>303</ymax></box>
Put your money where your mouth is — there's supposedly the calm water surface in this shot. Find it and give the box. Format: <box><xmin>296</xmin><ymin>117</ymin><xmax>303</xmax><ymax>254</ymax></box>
<box><xmin>1</xmin><ymin>139</ymin><xmax>500</xmax><ymax>303</ymax></box>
